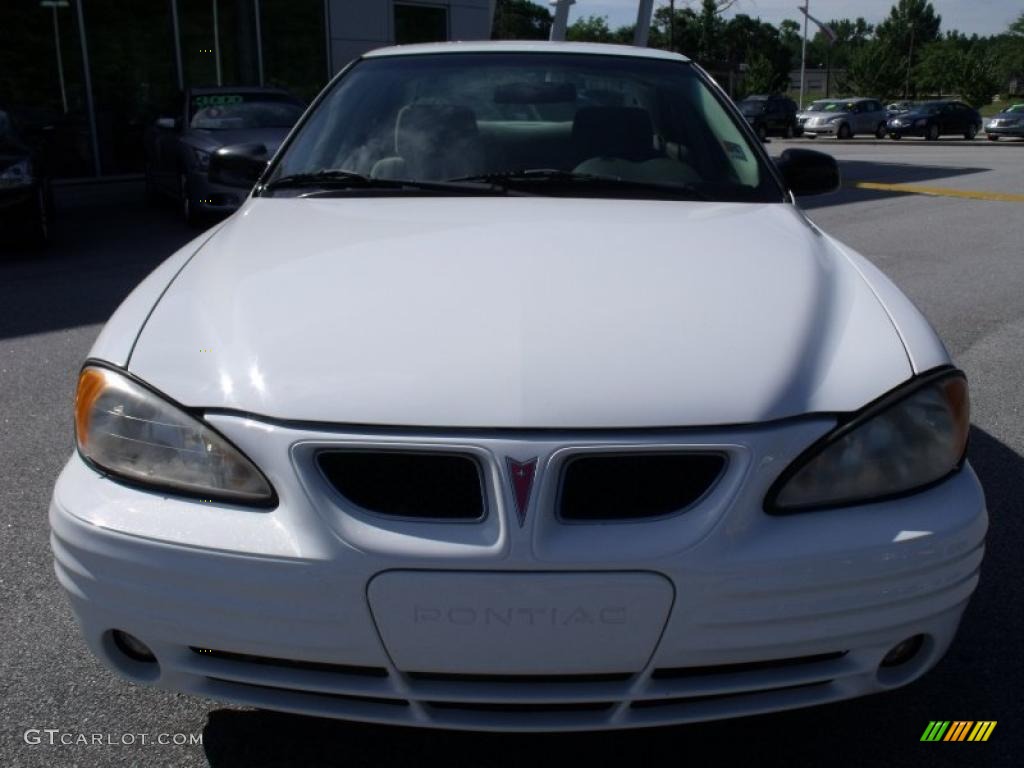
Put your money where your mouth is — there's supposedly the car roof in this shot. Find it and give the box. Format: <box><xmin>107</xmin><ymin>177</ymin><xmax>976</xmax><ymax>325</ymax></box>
<box><xmin>363</xmin><ymin>40</ymin><xmax>691</xmax><ymax>63</ymax></box>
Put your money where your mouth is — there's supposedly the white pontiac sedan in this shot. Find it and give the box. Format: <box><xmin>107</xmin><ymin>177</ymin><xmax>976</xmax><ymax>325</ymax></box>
<box><xmin>50</xmin><ymin>42</ymin><xmax>986</xmax><ymax>731</ymax></box>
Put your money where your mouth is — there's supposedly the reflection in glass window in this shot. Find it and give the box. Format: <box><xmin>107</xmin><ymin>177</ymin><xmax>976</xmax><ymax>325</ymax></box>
<box><xmin>394</xmin><ymin>4</ymin><xmax>449</xmax><ymax>45</ymax></box>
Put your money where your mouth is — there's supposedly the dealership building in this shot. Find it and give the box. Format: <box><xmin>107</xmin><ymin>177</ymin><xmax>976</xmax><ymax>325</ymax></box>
<box><xmin>3</xmin><ymin>1</ymin><xmax>495</xmax><ymax>178</ymax></box>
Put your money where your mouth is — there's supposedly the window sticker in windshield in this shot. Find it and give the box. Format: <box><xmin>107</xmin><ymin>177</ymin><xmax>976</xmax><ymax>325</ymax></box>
<box><xmin>722</xmin><ymin>141</ymin><xmax>747</xmax><ymax>162</ymax></box>
<box><xmin>192</xmin><ymin>94</ymin><xmax>244</xmax><ymax>109</ymax></box>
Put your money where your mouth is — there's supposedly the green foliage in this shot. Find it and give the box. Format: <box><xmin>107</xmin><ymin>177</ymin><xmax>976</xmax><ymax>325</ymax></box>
<box><xmin>740</xmin><ymin>53</ymin><xmax>789</xmax><ymax>97</ymax></box>
<box><xmin>839</xmin><ymin>40</ymin><xmax>906</xmax><ymax>100</ymax></box>
<box><xmin>491</xmin><ymin>0</ymin><xmax>551</xmax><ymax>40</ymax></box>
<box><xmin>949</xmin><ymin>48</ymin><xmax>1000</xmax><ymax>107</ymax></box>
<box><xmin>1010</xmin><ymin>12</ymin><xmax>1024</xmax><ymax>37</ymax></box>
<box><xmin>567</xmin><ymin>16</ymin><xmax>615</xmax><ymax>44</ymax></box>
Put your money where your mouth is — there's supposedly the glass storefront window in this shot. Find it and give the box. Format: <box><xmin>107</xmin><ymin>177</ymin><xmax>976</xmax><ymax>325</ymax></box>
<box><xmin>260</xmin><ymin>0</ymin><xmax>326</xmax><ymax>102</ymax></box>
<box><xmin>82</xmin><ymin>0</ymin><xmax>179</xmax><ymax>175</ymax></box>
<box><xmin>394</xmin><ymin>4</ymin><xmax>449</xmax><ymax>45</ymax></box>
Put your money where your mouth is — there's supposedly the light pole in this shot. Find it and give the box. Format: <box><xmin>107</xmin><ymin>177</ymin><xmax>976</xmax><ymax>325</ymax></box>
<box><xmin>40</xmin><ymin>0</ymin><xmax>70</xmax><ymax>114</ymax></box>
<box><xmin>798</xmin><ymin>1</ymin><xmax>809</xmax><ymax>109</ymax></box>
<box><xmin>212</xmin><ymin>0</ymin><xmax>223</xmax><ymax>86</ymax></box>
<box><xmin>549</xmin><ymin>0</ymin><xmax>574</xmax><ymax>41</ymax></box>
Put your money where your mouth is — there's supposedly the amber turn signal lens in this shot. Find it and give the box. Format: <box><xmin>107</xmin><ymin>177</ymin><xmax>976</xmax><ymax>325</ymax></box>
<box><xmin>74</xmin><ymin>367</ymin><xmax>108</xmax><ymax>448</ymax></box>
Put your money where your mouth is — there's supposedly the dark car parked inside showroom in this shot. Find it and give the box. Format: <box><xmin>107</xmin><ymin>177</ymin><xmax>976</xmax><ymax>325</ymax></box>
<box><xmin>985</xmin><ymin>103</ymin><xmax>1024</xmax><ymax>140</ymax></box>
<box><xmin>0</xmin><ymin>108</ymin><xmax>52</xmax><ymax>248</ymax></box>
<box><xmin>737</xmin><ymin>94</ymin><xmax>800</xmax><ymax>140</ymax></box>
<box><xmin>887</xmin><ymin>100</ymin><xmax>982</xmax><ymax>141</ymax></box>
<box><xmin>144</xmin><ymin>87</ymin><xmax>304</xmax><ymax>225</ymax></box>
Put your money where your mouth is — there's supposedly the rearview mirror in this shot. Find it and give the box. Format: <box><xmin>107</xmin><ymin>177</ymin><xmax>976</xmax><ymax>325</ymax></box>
<box><xmin>775</xmin><ymin>148</ymin><xmax>840</xmax><ymax>196</ymax></box>
<box><xmin>208</xmin><ymin>142</ymin><xmax>268</xmax><ymax>188</ymax></box>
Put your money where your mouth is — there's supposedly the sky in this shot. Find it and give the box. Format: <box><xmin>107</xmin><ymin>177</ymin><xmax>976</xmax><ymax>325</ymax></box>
<box><xmin>573</xmin><ymin>0</ymin><xmax>1020</xmax><ymax>37</ymax></box>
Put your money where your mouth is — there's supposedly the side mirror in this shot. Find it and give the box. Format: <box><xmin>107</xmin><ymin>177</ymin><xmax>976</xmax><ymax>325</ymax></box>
<box><xmin>208</xmin><ymin>142</ymin><xmax>268</xmax><ymax>188</ymax></box>
<box><xmin>776</xmin><ymin>148</ymin><xmax>840</xmax><ymax>196</ymax></box>
<box><xmin>155</xmin><ymin>117</ymin><xmax>177</xmax><ymax>130</ymax></box>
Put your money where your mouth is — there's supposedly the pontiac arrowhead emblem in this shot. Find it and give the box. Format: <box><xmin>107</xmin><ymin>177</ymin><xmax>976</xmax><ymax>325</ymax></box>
<box><xmin>506</xmin><ymin>457</ymin><xmax>537</xmax><ymax>527</ymax></box>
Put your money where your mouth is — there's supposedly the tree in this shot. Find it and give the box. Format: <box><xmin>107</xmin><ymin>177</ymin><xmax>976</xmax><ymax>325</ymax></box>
<box><xmin>915</xmin><ymin>38</ymin><xmax>962</xmax><ymax>96</ymax></box>
<box><xmin>697</xmin><ymin>0</ymin><xmax>725</xmax><ymax>63</ymax></box>
<box><xmin>491</xmin><ymin>0</ymin><xmax>551</xmax><ymax>40</ymax></box>
<box><xmin>950</xmin><ymin>48</ymin><xmax>999</xmax><ymax>107</ymax></box>
<box><xmin>1010</xmin><ymin>11</ymin><xmax>1024</xmax><ymax>37</ymax></box>
<box><xmin>876</xmin><ymin>0</ymin><xmax>942</xmax><ymax>96</ymax></box>
<box><xmin>741</xmin><ymin>53</ymin><xmax>789</xmax><ymax>97</ymax></box>
<box><xmin>651</xmin><ymin>4</ymin><xmax>701</xmax><ymax>54</ymax></box>
<box><xmin>567</xmin><ymin>15</ymin><xmax>614</xmax><ymax>43</ymax></box>
<box><xmin>839</xmin><ymin>40</ymin><xmax>905</xmax><ymax>100</ymax></box>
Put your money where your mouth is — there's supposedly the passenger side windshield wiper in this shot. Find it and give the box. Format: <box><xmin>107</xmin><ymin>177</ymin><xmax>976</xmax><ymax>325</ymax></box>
<box><xmin>261</xmin><ymin>169</ymin><xmax>510</xmax><ymax>196</ymax></box>
<box><xmin>449</xmin><ymin>169</ymin><xmax>710</xmax><ymax>200</ymax></box>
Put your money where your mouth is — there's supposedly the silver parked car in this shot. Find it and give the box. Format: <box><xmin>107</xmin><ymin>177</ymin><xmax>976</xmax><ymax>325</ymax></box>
<box><xmin>802</xmin><ymin>97</ymin><xmax>889</xmax><ymax>140</ymax></box>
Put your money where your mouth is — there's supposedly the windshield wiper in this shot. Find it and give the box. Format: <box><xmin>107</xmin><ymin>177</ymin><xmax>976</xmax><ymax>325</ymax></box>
<box><xmin>449</xmin><ymin>169</ymin><xmax>710</xmax><ymax>200</ymax></box>
<box><xmin>261</xmin><ymin>169</ymin><xmax>509</xmax><ymax>195</ymax></box>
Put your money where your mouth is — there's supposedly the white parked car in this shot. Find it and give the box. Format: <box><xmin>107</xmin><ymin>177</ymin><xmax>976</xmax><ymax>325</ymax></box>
<box><xmin>51</xmin><ymin>42</ymin><xmax>986</xmax><ymax>732</ymax></box>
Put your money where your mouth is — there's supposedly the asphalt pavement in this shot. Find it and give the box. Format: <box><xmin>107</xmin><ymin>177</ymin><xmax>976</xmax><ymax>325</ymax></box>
<box><xmin>1</xmin><ymin>141</ymin><xmax>1022</xmax><ymax>767</ymax></box>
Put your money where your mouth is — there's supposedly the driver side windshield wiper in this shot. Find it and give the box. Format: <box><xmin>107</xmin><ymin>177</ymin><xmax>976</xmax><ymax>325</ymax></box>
<box><xmin>449</xmin><ymin>169</ymin><xmax>710</xmax><ymax>200</ymax></box>
<box><xmin>261</xmin><ymin>169</ymin><xmax>509</xmax><ymax>196</ymax></box>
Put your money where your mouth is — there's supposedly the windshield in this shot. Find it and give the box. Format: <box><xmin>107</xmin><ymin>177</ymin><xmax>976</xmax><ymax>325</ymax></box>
<box><xmin>1004</xmin><ymin>105</ymin><xmax>1024</xmax><ymax>114</ymax></box>
<box><xmin>738</xmin><ymin>100</ymin><xmax>766</xmax><ymax>116</ymax></box>
<box><xmin>268</xmin><ymin>53</ymin><xmax>782</xmax><ymax>202</ymax></box>
<box><xmin>918</xmin><ymin>102</ymin><xmax>944</xmax><ymax>115</ymax></box>
<box><xmin>821</xmin><ymin>101</ymin><xmax>855</xmax><ymax>113</ymax></box>
<box><xmin>806</xmin><ymin>100</ymin><xmax>835</xmax><ymax>112</ymax></box>
<box><xmin>189</xmin><ymin>95</ymin><xmax>303</xmax><ymax>130</ymax></box>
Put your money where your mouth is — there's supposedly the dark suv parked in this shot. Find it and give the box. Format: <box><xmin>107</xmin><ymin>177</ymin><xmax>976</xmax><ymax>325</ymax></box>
<box><xmin>738</xmin><ymin>95</ymin><xmax>799</xmax><ymax>140</ymax></box>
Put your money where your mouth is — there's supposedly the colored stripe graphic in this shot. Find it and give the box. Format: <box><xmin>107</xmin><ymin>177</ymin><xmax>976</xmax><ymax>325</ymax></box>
<box><xmin>921</xmin><ymin>721</ymin><xmax>997</xmax><ymax>742</ymax></box>
<box><xmin>945</xmin><ymin>721</ymin><xmax>972</xmax><ymax>741</ymax></box>
<box><xmin>968</xmin><ymin>722</ymin><xmax>997</xmax><ymax>741</ymax></box>
<box><xmin>921</xmin><ymin>721</ymin><xmax>950</xmax><ymax>741</ymax></box>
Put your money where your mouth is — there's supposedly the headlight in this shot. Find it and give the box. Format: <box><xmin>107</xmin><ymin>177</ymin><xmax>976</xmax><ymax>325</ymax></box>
<box><xmin>828</xmin><ymin>116</ymin><xmax>842</xmax><ymax>123</ymax></box>
<box><xmin>0</xmin><ymin>158</ymin><xmax>33</xmax><ymax>188</ymax></box>
<box><xmin>915</xmin><ymin>118</ymin><xmax>928</xmax><ymax>127</ymax></box>
<box><xmin>74</xmin><ymin>365</ymin><xmax>275</xmax><ymax>506</ymax></box>
<box><xmin>191</xmin><ymin>147</ymin><xmax>211</xmax><ymax>171</ymax></box>
<box><xmin>767</xmin><ymin>369</ymin><xmax>969</xmax><ymax>513</ymax></box>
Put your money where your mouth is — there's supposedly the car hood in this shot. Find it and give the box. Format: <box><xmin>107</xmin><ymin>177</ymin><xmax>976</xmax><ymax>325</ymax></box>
<box><xmin>128</xmin><ymin>197</ymin><xmax>912</xmax><ymax>428</ymax></box>
<box><xmin>185</xmin><ymin>126</ymin><xmax>291</xmax><ymax>153</ymax></box>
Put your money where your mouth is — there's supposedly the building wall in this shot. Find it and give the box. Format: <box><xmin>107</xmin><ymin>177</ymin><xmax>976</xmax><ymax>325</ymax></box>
<box><xmin>327</xmin><ymin>0</ymin><xmax>495</xmax><ymax>74</ymax></box>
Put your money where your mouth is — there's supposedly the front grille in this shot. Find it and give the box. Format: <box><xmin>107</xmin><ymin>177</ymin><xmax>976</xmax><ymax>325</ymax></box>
<box><xmin>559</xmin><ymin>452</ymin><xmax>725</xmax><ymax>521</ymax></box>
<box><xmin>183</xmin><ymin>643</ymin><xmax>852</xmax><ymax>728</ymax></box>
<box><xmin>651</xmin><ymin>651</ymin><xmax>847</xmax><ymax>679</ymax></box>
<box><xmin>317</xmin><ymin>450</ymin><xmax>485</xmax><ymax>520</ymax></box>
<box><xmin>190</xmin><ymin>647</ymin><xmax>388</xmax><ymax>677</ymax></box>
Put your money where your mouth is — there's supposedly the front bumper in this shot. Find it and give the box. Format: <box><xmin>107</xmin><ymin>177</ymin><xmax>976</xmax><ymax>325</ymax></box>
<box><xmin>50</xmin><ymin>414</ymin><xmax>987</xmax><ymax>731</ymax></box>
<box><xmin>802</xmin><ymin>122</ymin><xmax>841</xmax><ymax>136</ymax></box>
<box><xmin>186</xmin><ymin>169</ymin><xmax>245</xmax><ymax>213</ymax></box>
<box><xmin>985</xmin><ymin>123</ymin><xmax>1024</xmax><ymax>137</ymax></box>
<box><xmin>0</xmin><ymin>182</ymin><xmax>41</xmax><ymax>223</ymax></box>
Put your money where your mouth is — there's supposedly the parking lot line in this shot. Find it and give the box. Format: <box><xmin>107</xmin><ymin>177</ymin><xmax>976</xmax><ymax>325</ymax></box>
<box><xmin>852</xmin><ymin>181</ymin><xmax>1024</xmax><ymax>203</ymax></box>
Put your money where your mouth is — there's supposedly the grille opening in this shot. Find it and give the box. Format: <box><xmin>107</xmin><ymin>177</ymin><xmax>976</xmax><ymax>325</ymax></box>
<box><xmin>407</xmin><ymin>671</ymin><xmax>633</xmax><ymax>684</ymax></box>
<box><xmin>317</xmin><ymin>451</ymin><xmax>485</xmax><ymax>520</ymax></box>
<box><xmin>650</xmin><ymin>651</ymin><xmax>846</xmax><ymax>680</ymax></box>
<box><xmin>559</xmin><ymin>453</ymin><xmax>726</xmax><ymax>521</ymax></box>
<box><xmin>190</xmin><ymin>647</ymin><xmax>389</xmax><ymax>678</ymax></box>
<box><xmin>426</xmin><ymin>701</ymin><xmax>614</xmax><ymax>714</ymax></box>
<box><xmin>207</xmin><ymin>677</ymin><xmax>408</xmax><ymax>707</ymax></box>
<box><xmin>630</xmin><ymin>680</ymin><xmax>833</xmax><ymax>709</ymax></box>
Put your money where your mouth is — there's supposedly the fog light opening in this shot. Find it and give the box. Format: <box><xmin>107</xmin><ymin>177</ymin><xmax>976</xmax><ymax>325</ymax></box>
<box><xmin>881</xmin><ymin>634</ymin><xmax>925</xmax><ymax>668</ymax></box>
<box><xmin>112</xmin><ymin>630</ymin><xmax>157</xmax><ymax>663</ymax></box>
